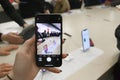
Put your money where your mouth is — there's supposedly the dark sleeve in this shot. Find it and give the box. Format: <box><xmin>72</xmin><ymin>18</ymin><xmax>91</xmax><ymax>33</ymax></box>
<box><xmin>115</xmin><ymin>24</ymin><xmax>120</xmax><ymax>39</ymax></box>
<box><xmin>0</xmin><ymin>33</ymin><xmax>2</xmax><ymax>42</ymax></box>
<box><xmin>19</xmin><ymin>0</ymin><xmax>45</xmax><ymax>18</ymax></box>
<box><xmin>115</xmin><ymin>24</ymin><xmax>120</xmax><ymax>50</ymax></box>
<box><xmin>0</xmin><ymin>0</ymin><xmax>26</xmax><ymax>27</ymax></box>
<box><xmin>111</xmin><ymin>0</ymin><xmax>120</xmax><ymax>6</ymax></box>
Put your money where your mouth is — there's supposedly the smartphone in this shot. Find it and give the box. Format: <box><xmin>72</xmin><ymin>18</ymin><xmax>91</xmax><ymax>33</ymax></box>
<box><xmin>81</xmin><ymin>29</ymin><xmax>90</xmax><ymax>52</ymax></box>
<box><xmin>35</xmin><ymin>14</ymin><xmax>62</xmax><ymax>67</ymax></box>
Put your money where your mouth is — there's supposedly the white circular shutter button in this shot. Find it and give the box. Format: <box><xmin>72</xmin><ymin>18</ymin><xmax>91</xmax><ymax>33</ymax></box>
<box><xmin>47</xmin><ymin>57</ymin><xmax>52</xmax><ymax>62</ymax></box>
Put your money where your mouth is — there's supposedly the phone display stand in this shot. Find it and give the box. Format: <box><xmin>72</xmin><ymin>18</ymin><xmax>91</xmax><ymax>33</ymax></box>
<box><xmin>34</xmin><ymin>47</ymin><xmax>104</xmax><ymax>80</ymax></box>
<box><xmin>64</xmin><ymin>54</ymin><xmax>73</xmax><ymax>62</ymax></box>
<box><xmin>80</xmin><ymin>46</ymin><xmax>90</xmax><ymax>52</ymax></box>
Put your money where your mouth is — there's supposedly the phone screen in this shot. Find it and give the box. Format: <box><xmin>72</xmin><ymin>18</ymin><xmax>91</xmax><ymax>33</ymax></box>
<box><xmin>81</xmin><ymin>29</ymin><xmax>90</xmax><ymax>52</ymax></box>
<box><xmin>35</xmin><ymin>14</ymin><xmax>62</xmax><ymax>67</ymax></box>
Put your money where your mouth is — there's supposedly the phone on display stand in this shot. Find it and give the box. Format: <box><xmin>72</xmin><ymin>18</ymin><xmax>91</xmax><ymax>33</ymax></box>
<box><xmin>35</xmin><ymin>14</ymin><xmax>62</xmax><ymax>67</ymax></box>
<box><xmin>81</xmin><ymin>29</ymin><xmax>90</xmax><ymax>52</ymax></box>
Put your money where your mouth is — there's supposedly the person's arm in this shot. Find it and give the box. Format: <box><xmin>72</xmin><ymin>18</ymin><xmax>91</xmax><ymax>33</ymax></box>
<box><xmin>0</xmin><ymin>0</ymin><xmax>28</xmax><ymax>28</ymax></box>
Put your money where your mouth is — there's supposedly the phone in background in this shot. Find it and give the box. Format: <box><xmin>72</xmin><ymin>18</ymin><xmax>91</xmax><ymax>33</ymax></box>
<box><xmin>35</xmin><ymin>14</ymin><xmax>62</xmax><ymax>67</ymax></box>
<box><xmin>19</xmin><ymin>24</ymin><xmax>35</xmax><ymax>41</ymax></box>
<box><xmin>81</xmin><ymin>29</ymin><xmax>90</xmax><ymax>52</ymax></box>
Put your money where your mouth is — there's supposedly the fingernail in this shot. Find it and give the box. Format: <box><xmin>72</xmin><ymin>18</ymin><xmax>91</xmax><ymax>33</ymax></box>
<box><xmin>64</xmin><ymin>38</ymin><xmax>66</xmax><ymax>40</ymax></box>
<box><xmin>60</xmin><ymin>70</ymin><xmax>62</xmax><ymax>72</ymax></box>
<box><xmin>66</xmin><ymin>54</ymin><xmax>69</xmax><ymax>56</ymax></box>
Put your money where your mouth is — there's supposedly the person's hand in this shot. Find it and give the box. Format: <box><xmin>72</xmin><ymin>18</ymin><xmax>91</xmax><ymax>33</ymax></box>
<box><xmin>104</xmin><ymin>0</ymin><xmax>111</xmax><ymax>6</ymax></box>
<box><xmin>9</xmin><ymin>36</ymin><xmax>68</xmax><ymax>80</ymax></box>
<box><xmin>0</xmin><ymin>45</ymin><xmax>18</xmax><ymax>56</ymax></box>
<box><xmin>1</xmin><ymin>32</ymin><xmax>24</xmax><ymax>44</ymax></box>
<box><xmin>0</xmin><ymin>63</ymin><xmax>13</xmax><ymax>78</ymax></box>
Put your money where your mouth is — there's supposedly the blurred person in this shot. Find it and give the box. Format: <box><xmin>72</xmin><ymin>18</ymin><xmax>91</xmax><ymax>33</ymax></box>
<box><xmin>53</xmin><ymin>0</ymin><xmax>71</xmax><ymax>13</ymax></box>
<box><xmin>0</xmin><ymin>0</ymin><xmax>29</xmax><ymax>28</ymax></box>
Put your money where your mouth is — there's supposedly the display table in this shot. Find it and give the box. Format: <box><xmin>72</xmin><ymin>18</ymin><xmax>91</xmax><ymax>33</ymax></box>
<box><xmin>34</xmin><ymin>47</ymin><xmax>103</xmax><ymax>80</ymax></box>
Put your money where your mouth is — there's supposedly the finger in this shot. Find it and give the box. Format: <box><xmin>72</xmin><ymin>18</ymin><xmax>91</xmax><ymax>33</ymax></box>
<box><xmin>13</xmin><ymin>35</ymin><xmax>23</xmax><ymax>39</ymax></box>
<box><xmin>11</xmin><ymin>37</ymin><xmax>24</xmax><ymax>44</ymax></box>
<box><xmin>5</xmin><ymin>45</ymin><xmax>18</xmax><ymax>51</ymax></box>
<box><xmin>1</xmin><ymin>67</ymin><xmax>13</xmax><ymax>72</ymax></box>
<box><xmin>0</xmin><ymin>64</ymin><xmax>13</xmax><ymax>72</ymax></box>
<box><xmin>10</xmin><ymin>32</ymin><xmax>23</xmax><ymax>39</ymax></box>
<box><xmin>0</xmin><ymin>51</ymin><xmax>10</xmax><ymax>56</ymax></box>
<box><xmin>0</xmin><ymin>63</ymin><xmax>13</xmax><ymax>68</ymax></box>
<box><xmin>2</xmin><ymin>63</ymin><xmax>13</xmax><ymax>68</ymax></box>
<box><xmin>0</xmin><ymin>72</ymin><xmax>9</xmax><ymax>78</ymax></box>
<box><xmin>62</xmin><ymin>53</ymin><xmax>68</xmax><ymax>59</ymax></box>
<box><xmin>15</xmin><ymin>39</ymin><xmax>24</xmax><ymax>44</ymax></box>
<box><xmin>45</xmin><ymin>67</ymin><xmax>62</xmax><ymax>73</ymax></box>
<box><xmin>62</xmin><ymin>38</ymin><xmax>66</xmax><ymax>44</ymax></box>
<box><xmin>8</xmin><ymin>34</ymin><xmax>24</xmax><ymax>44</ymax></box>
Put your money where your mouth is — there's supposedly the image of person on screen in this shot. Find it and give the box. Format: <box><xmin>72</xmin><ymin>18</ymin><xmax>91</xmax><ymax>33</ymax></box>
<box><xmin>43</xmin><ymin>44</ymin><xmax>48</xmax><ymax>54</ymax></box>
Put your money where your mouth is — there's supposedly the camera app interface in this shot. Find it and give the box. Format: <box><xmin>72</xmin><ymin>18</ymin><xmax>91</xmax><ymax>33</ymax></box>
<box><xmin>36</xmin><ymin>23</ymin><xmax>61</xmax><ymax>56</ymax></box>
